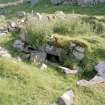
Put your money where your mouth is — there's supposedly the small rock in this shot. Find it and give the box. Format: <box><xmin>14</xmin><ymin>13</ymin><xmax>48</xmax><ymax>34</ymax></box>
<box><xmin>30</xmin><ymin>51</ymin><xmax>46</xmax><ymax>65</ymax></box>
<box><xmin>51</xmin><ymin>0</ymin><xmax>62</xmax><ymax>5</ymax></box>
<box><xmin>13</xmin><ymin>40</ymin><xmax>24</xmax><ymax>50</ymax></box>
<box><xmin>57</xmin><ymin>90</ymin><xmax>74</xmax><ymax>105</ymax></box>
<box><xmin>75</xmin><ymin>46</ymin><xmax>85</xmax><ymax>53</ymax></box>
<box><xmin>72</xmin><ymin>50</ymin><xmax>84</xmax><ymax>60</ymax></box>
<box><xmin>8</xmin><ymin>21</ymin><xmax>20</xmax><ymax>32</ymax></box>
<box><xmin>17</xmin><ymin>11</ymin><xmax>26</xmax><ymax>18</ymax></box>
<box><xmin>10</xmin><ymin>21</ymin><xmax>17</xmax><ymax>28</ymax></box>
<box><xmin>55</xmin><ymin>11</ymin><xmax>66</xmax><ymax>19</ymax></box>
<box><xmin>77</xmin><ymin>75</ymin><xmax>105</xmax><ymax>87</ymax></box>
<box><xmin>0</xmin><ymin>32</ymin><xmax>7</xmax><ymax>37</ymax></box>
<box><xmin>35</xmin><ymin>12</ymin><xmax>42</xmax><ymax>21</ymax></box>
<box><xmin>16</xmin><ymin>56</ymin><xmax>22</xmax><ymax>62</ymax></box>
<box><xmin>39</xmin><ymin>63</ymin><xmax>48</xmax><ymax>70</ymax></box>
<box><xmin>77</xmin><ymin>79</ymin><xmax>89</xmax><ymax>87</ymax></box>
<box><xmin>69</xmin><ymin>42</ymin><xmax>85</xmax><ymax>60</ymax></box>
<box><xmin>0</xmin><ymin>47</ymin><xmax>11</xmax><ymax>58</ymax></box>
<box><xmin>69</xmin><ymin>42</ymin><xmax>76</xmax><ymax>49</ymax></box>
<box><xmin>0</xmin><ymin>27</ymin><xmax>8</xmax><ymax>33</ymax></box>
<box><xmin>58</xmin><ymin>66</ymin><xmax>78</xmax><ymax>75</ymax></box>
<box><xmin>95</xmin><ymin>61</ymin><xmax>105</xmax><ymax>79</ymax></box>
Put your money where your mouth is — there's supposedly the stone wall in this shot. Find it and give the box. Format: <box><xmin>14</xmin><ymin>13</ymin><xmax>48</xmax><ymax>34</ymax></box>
<box><xmin>64</xmin><ymin>0</ymin><xmax>105</xmax><ymax>6</ymax></box>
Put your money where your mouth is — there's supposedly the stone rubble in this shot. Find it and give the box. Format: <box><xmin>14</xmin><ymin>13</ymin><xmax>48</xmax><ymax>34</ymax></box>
<box><xmin>63</xmin><ymin>0</ymin><xmax>105</xmax><ymax>7</ymax></box>
<box><xmin>77</xmin><ymin>61</ymin><xmax>105</xmax><ymax>87</ymax></box>
<box><xmin>77</xmin><ymin>75</ymin><xmax>105</xmax><ymax>87</ymax></box>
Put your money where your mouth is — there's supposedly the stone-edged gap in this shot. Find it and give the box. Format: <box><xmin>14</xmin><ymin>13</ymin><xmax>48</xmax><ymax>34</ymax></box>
<box><xmin>46</xmin><ymin>53</ymin><xmax>61</xmax><ymax>64</ymax></box>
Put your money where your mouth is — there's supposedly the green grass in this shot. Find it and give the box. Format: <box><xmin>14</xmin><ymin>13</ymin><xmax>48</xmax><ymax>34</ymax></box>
<box><xmin>0</xmin><ymin>0</ymin><xmax>16</xmax><ymax>3</ymax></box>
<box><xmin>22</xmin><ymin>14</ymin><xmax>105</xmax><ymax>78</ymax></box>
<box><xmin>0</xmin><ymin>57</ymin><xmax>104</xmax><ymax>105</ymax></box>
<box><xmin>0</xmin><ymin>0</ymin><xmax>105</xmax><ymax>17</ymax></box>
<box><xmin>26</xmin><ymin>21</ymin><xmax>53</xmax><ymax>49</ymax></box>
<box><xmin>0</xmin><ymin>14</ymin><xmax>105</xmax><ymax>105</ymax></box>
<box><xmin>0</xmin><ymin>0</ymin><xmax>105</xmax><ymax>105</ymax></box>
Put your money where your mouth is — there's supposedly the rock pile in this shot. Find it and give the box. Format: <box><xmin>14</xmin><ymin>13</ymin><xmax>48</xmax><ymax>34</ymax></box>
<box><xmin>77</xmin><ymin>75</ymin><xmax>105</xmax><ymax>87</ymax></box>
<box><xmin>11</xmin><ymin>12</ymin><xmax>88</xmax><ymax>73</ymax></box>
<box><xmin>77</xmin><ymin>61</ymin><xmax>105</xmax><ymax>87</ymax></box>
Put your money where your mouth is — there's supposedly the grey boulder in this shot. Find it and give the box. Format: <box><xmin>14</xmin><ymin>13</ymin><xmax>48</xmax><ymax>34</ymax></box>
<box><xmin>77</xmin><ymin>75</ymin><xmax>105</xmax><ymax>87</ymax></box>
<box><xmin>13</xmin><ymin>40</ymin><xmax>24</xmax><ymax>51</ymax></box>
<box><xmin>30</xmin><ymin>51</ymin><xmax>46</xmax><ymax>65</ymax></box>
<box><xmin>51</xmin><ymin>0</ymin><xmax>62</xmax><ymax>5</ymax></box>
<box><xmin>95</xmin><ymin>61</ymin><xmax>105</xmax><ymax>79</ymax></box>
<box><xmin>57</xmin><ymin>90</ymin><xmax>74</xmax><ymax>105</ymax></box>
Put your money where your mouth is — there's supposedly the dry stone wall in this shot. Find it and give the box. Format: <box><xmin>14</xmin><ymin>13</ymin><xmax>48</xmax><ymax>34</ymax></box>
<box><xmin>64</xmin><ymin>0</ymin><xmax>105</xmax><ymax>6</ymax></box>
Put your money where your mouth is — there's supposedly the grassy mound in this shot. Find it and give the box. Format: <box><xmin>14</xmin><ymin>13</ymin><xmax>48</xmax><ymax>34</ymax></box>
<box><xmin>22</xmin><ymin>14</ymin><xmax>105</xmax><ymax>78</ymax></box>
<box><xmin>0</xmin><ymin>6</ymin><xmax>105</xmax><ymax>104</ymax></box>
<box><xmin>0</xmin><ymin>58</ymin><xmax>104</xmax><ymax>105</ymax></box>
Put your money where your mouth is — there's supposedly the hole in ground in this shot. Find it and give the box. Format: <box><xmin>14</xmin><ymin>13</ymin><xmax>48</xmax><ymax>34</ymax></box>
<box><xmin>46</xmin><ymin>53</ymin><xmax>60</xmax><ymax>63</ymax></box>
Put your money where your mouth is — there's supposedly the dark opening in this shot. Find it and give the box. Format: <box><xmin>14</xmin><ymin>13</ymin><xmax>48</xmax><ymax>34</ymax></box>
<box><xmin>46</xmin><ymin>53</ymin><xmax>60</xmax><ymax>63</ymax></box>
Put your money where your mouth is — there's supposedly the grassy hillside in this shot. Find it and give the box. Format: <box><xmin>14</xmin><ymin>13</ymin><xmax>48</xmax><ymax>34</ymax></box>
<box><xmin>0</xmin><ymin>57</ymin><xmax>104</xmax><ymax>105</ymax></box>
<box><xmin>0</xmin><ymin>13</ymin><xmax>105</xmax><ymax>105</ymax></box>
<box><xmin>0</xmin><ymin>0</ymin><xmax>105</xmax><ymax>105</ymax></box>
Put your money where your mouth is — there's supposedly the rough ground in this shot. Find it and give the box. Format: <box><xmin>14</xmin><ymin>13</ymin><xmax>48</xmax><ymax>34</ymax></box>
<box><xmin>0</xmin><ymin>0</ymin><xmax>105</xmax><ymax>105</ymax></box>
